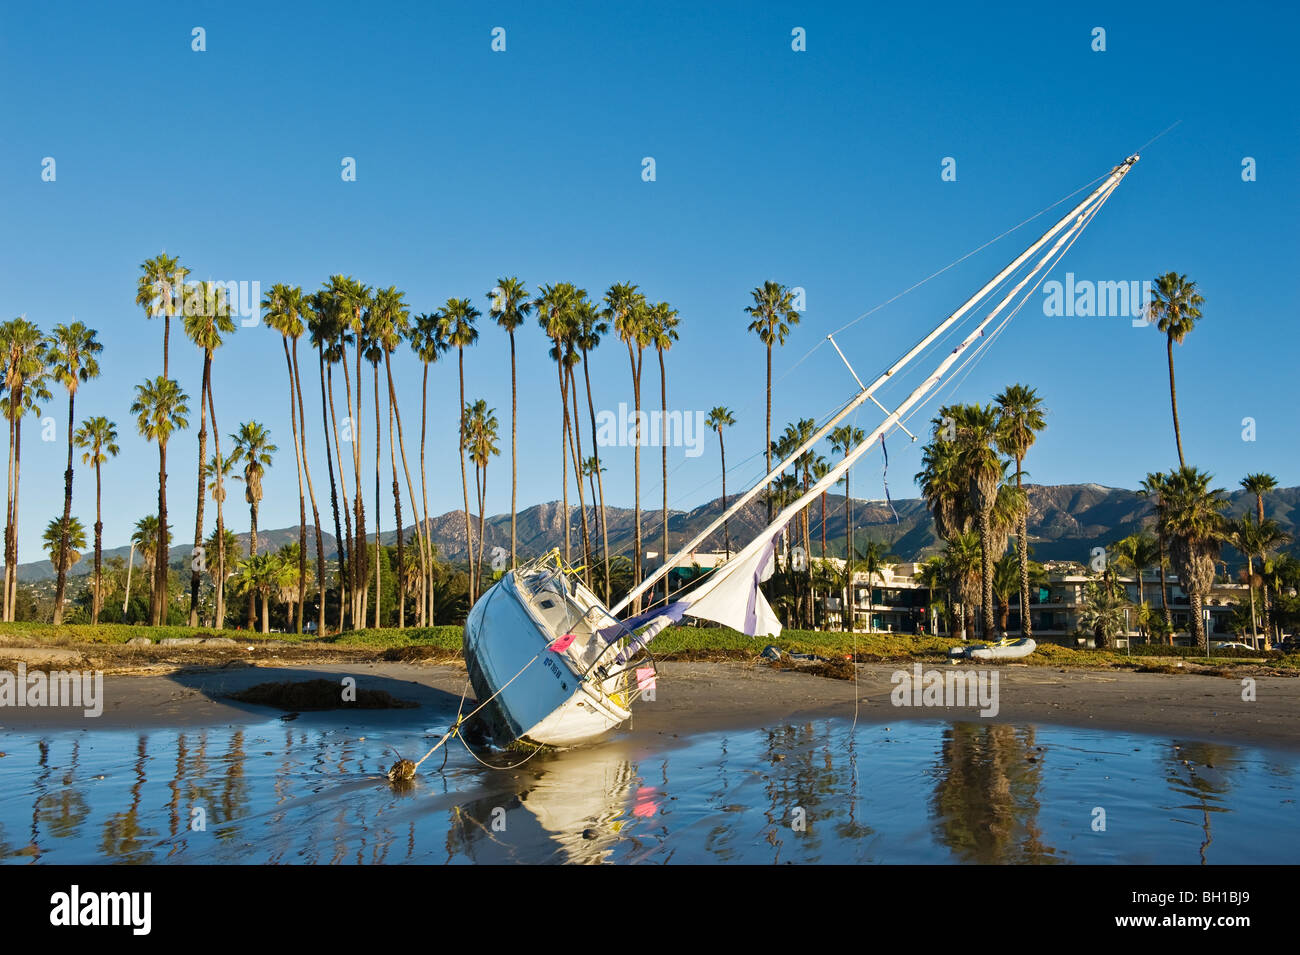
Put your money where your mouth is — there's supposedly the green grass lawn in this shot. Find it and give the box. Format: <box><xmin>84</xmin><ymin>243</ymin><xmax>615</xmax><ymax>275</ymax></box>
<box><xmin>2</xmin><ymin>621</ymin><xmax>1295</xmax><ymax>670</ymax></box>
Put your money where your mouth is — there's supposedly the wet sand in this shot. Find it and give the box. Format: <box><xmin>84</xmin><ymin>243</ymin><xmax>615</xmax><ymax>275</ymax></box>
<box><xmin>2</xmin><ymin>659</ymin><xmax>1296</xmax><ymax>752</ymax></box>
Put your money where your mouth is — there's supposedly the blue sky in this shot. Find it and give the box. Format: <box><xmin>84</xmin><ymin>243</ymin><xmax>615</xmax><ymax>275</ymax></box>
<box><xmin>2</xmin><ymin>1</ymin><xmax>1297</xmax><ymax>559</ymax></box>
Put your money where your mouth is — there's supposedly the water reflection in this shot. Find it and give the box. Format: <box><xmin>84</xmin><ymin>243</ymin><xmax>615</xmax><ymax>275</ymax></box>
<box><xmin>1</xmin><ymin>717</ymin><xmax>1295</xmax><ymax>864</ymax></box>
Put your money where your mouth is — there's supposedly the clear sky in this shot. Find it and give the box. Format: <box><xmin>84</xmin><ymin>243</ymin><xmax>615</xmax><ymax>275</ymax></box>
<box><xmin>2</xmin><ymin>1</ymin><xmax>1296</xmax><ymax>560</ymax></box>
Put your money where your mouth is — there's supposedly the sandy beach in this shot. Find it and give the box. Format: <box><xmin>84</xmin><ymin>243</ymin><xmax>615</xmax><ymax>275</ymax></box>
<box><xmin>2</xmin><ymin>658</ymin><xmax>1296</xmax><ymax>752</ymax></box>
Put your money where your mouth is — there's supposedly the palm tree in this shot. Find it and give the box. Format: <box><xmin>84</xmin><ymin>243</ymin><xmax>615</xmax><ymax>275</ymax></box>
<box><xmin>202</xmin><ymin>450</ymin><xmax>238</xmax><ymax>626</ymax></box>
<box><xmin>994</xmin><ymin>384</ymin><xmax>1046</xmax><ymax>638</ymax></box>
<box><xmin>232</xmin><ymin>552</ymin><xmax>283</xmax><ymax>634</ymax></box>
<box><xmin>331</xmin><ymin>275</ymin><xmax>372</xmax><ymax>628</ymax></box>
<box><xmin>942</xmin><ymin>530</ymin><xmax>981</xmax><ymax>640</ymax></box>
<box><xmin>1231</xmin><ymin>517</ymin><xmax>1291</xmax><ymax>649</ymax></box>
<box><xmin>831</xmin><ymin>424</ymin><xmax>866</xmax><ymax>576</ymax></box>
<box><xmin>535</xmin><ymin>284</ymin><xmax>580</xmax><ymax>569</ymax></box>
<box><xmin>130</xmin><ymin>514</ymin><xmax>168</xmax><ymax>608</ymax></box>
<box><xmin>307</xmin><ymin>288</ymin><xmax>350</xmax><ymax>632</ymax></box>
<box><xmin>371</xmin><ymin>286</ymin><xmax>419</xmax><ymax>628</ymax></box>
<box><xmin>182</xmin><ymin>282</ymin><xmax>236</xmax><ymax>627</ymax></box>
<box><xmin>575</xmin><ymin>299</ymin><xmax>611</xmax><ymax>601</ymax></box>
<box><xmin>1110</xmin><ymin>533</ymin><xmax>1159</xmax><ymax>639</ymax></box>
<box><xmin>648</xmin><ymin>301</ymin><xmax>679</xmax><ymax>599</ymax></box>
<box><xmin>1241</xmin><ymin>473</ymin><xmax>1278</xmax><ymax>524</ymax></box>
<box><xmin>442</xmin><ymin>298</ymin><xmax>481</xmax><ymax>601</ymax></box>
<box><xmin>135</xmin><ymin>253</ymin><xmax>188</xmax><ymax>379</ymax></box>
<box><xmin>410</xmin><ymin>310</ymin><xmax>450</xmax><ymax>624</ymax></box>
<box><xmin>855</xmin><ymin>539</ymin><xmax>894</xmax><ymax>633</ymax></box>
<box><xmin>951</xmin><ymin>404</ymin><xmax>1006</xmax><ymax>638</ymax></box>
<box><xmin>606</xmin><ymin>282</ymin><xmax>649</xmax><ymax>609</ymax></box>
<box><xmin>1161</xmin><ymin>466</ymin><xmax>1226</xmax><ymax>651</ymax></box>
<box><xmin>230</xmin><ymin>422</ymin><xmax>276</xmax><ymax>629</ymax></box>
<box><xmin>44</xmin><ymin>322</ymin><xmax>101</xmax><ymax>624</ymax></box>
<box><xmin>43</xmin><ymin>516</ymin><xmax>86</xmax><ymax>577</ymax></box>
<box><xmin>487</xmin><ymin>277</ymin><xmax>531</xmax><ymax>568</ymax></box>
<box><xmin>705</xmin><ymin>407</ymin><xmax>736</xmax><ymax>557</ymax></box>
<box><xmin>1</xmin><ymin>317</ymin><xmax>50</xmax><ymax>621</ymax></box>
<box><xmin>131</xmin><ymin>377</ymin><xmax>190</xmax><ymax>625</ymax></box>
<box><xmin>1147</xmin><ymin>273</ymin><xmax>1204</xmax><ymax>468</ymax></box>
<box><xmin>73</xmin><ymin>416</ymin><xmax>118</xmax><ymax>624</ymax></box>
<box><xmin>263</xmin><ymin>284</ymin><xmax>323</xmax><ymax>634</ymax></box>
<box><xmin>745</xmin><ymin>282</ymin><xmax>801</xmax><ymax>524</ymax></box>
<box><xmin>464</xmin><ymin>400</ymin><xmax>500</xmax><ymax>588</ymax></box>
<box><xmin>1078</xmin><ymin>580</ymin><xmax>1129</xmax><ymax>650</ymax></box>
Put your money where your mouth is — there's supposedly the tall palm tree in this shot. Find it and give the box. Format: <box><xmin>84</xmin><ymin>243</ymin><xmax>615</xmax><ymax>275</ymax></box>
<box><xmin>263</xmin><ymin>284</ymin><xmax>322</xmax><ymax>634</ymax></box>
<box><xmin>744</xmin><ymin>281</ymin><xmax>801</xmax><ymax>523</ymax></box>
<box><xmin>706</xmin><ymin>407</ymin><xmax>736</xmax><ymax>557</ymax></box>
<box><xmin>648</xmin><ymin>301</ymin><xmax>679</xmax><ymax>598</ymax></box>
<box><xmin>487</xmin><ymin>277</ymin><xmax>531</xmax><ymax>568</ymax></box>
<box><xmin>44</xmin><ymin>322</ymin><xmax>101</xmax><ymax>624</ymax></box>
<box><xmin>410</xmin><ymin>310</ymin><xmax>450</xmax><ymax>624</ymax></box>
<box><xmin>606</xmin><ymin>282</ymin><xmax>649</xmax><ymax>609</ymax></box>
<box><xmin>330</xmin><ymin>275</ymin><xmax>372</xmax><ymax>628</ymax></box>
<box><xmin>951</xmin><ymin>404</ymin><xmax>1005</xmax><ymax>638</ymax></box>
<box><xmin>1147</xmin><ymin>273</ymin><xmax>1204</xmax><ymax>468</ymax></box>
<box><xmin>464</xmin><ymin>400</ymin><xmax>500</xmax><ymax>588</ymax></box>
<box><xmin>1110</xmin><ymin>533</ymin><xmax>1159</xmax><ymax>638</ymax></box>
<box><xmin>135</xmin><ymin>253</ymin><xmax>188</xmax><ymax>379</ymax></box>
<box><xmin>202</xmin><ymin>450</ymin><xmax>238</xmax><ymax>626</ymax></box>
<box><xmin>536</xmin><ymin>284</ymin><xmax>582</xmax><ymax>569</ymax></box>
<box><xmin>1161</xmin><ymin>466</ymin><xmax>1226</xmax><ymax>651</ymax></box>
<box><xmin>994</xmin><ymin>384</ymin><xmax>1046</xmax><ymax>638</ymax></box>
<box><xmin>73</xmin><ymin>416</ymin><xmax>118</xmax><ymax>624</ymax></box>
<box><xmin>230</xmin><ymin>422</ymin><xmax>276</xmax><ymax>629</ymax></box>
<box><xmin>182</xmin><ymin>282</ymin><xmax>236</xmax><ymax>627</ymax></box>
<box><xmin>1</xmin><ymin>317</ymin><xmax>50</xmax><ymax>621</ymax></box>
<box><xmin>1241</xmin><ymin>473</ymin><xmax>1278</xmax><ymax>525</ymax></box>
<box><xmin>307</xmin><ymin>289</ymin><xmax>349</xmax><ymax>631</ymax></box>
<box><xmin>575</xmin><ymin>299</ymin><xmax>611</xmax><ymax>601</ymax></box>
<box><xmin>442</xmin><ymin>298</ymin><xmax>481</xmax><ymax>601</ymax></box>
<box><xmin>131</xmin><ymin>377</ymin><xmax>190</xmax><ymax>625</ymax></box>
<box><xmin>371</xmin><ymin>286</ymin><xmax>418</xmax><ymax>628</ymax></box>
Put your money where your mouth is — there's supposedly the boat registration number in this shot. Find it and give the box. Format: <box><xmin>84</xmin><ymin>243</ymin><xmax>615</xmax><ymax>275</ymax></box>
<box><xmin>542</xmin><ymin>655</ymin><xmax>569</xmax><ymax>692</ymax></box>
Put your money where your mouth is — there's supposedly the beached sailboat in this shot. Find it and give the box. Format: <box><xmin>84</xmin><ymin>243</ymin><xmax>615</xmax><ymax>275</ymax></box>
<box><xmin>464</xmin><ymin>154</ymin><xmax>1140</xmax><ymax>746</ymax></box>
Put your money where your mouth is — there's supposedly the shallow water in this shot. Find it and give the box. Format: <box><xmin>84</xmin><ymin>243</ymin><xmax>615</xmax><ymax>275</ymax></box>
<box><xmin>1</xmin><ymin>713</ymin><xmax>1296</xmax><ymax>864</ymax></box>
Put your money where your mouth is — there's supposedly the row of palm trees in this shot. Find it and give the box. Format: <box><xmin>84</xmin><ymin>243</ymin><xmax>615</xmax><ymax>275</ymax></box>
<box><xmin>8</xmin><ymin>253</ymin><xmax>817</xmax><ymax>631</ymax></box>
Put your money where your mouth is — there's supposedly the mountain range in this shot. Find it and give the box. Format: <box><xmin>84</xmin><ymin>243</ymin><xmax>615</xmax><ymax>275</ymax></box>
<box><xmin>12</xmin><ymin>482</ymin><xmax>1298</xmax><ymax>582</ymax></box>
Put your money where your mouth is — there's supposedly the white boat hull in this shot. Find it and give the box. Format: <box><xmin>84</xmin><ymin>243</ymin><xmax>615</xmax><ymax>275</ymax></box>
<box><xmin>464</xmin><ymin>571</ymin><xmax>633</xmax><ymax>747</ymax></box>
<box><xmin>950</xmin><ymin>637</ymin><xmax>1037</xmax><ymax>661</ymax></box>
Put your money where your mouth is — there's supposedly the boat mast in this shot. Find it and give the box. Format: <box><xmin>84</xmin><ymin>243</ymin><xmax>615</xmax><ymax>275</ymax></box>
<box><xmin>613</xmin><ymin>154</ymin><xmax>1139</xmax><ymax>616</ymax></box>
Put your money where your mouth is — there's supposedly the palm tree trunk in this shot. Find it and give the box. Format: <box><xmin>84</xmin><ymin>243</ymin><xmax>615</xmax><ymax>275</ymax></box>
<box><xmin>509</xmin><ymin>330</ymin><xmax>518</xmax><ymax>569</ymax></box>
<box><xmin>458</xmin><ymin>348</ymin><xmax>474</xmax><ymax>602</ymax></box>
<box><xmin>386</xmin><ymin>354</ymin><xmax>424</xmax><ymax>630</ymax></box>
<box><xmin>3</xmin><ymin>406</ymin><xmax>13</xmax><ymax>622</ymax></box>
<box><xmin>718</xmin><ymin>429</ymin><xmax>730</xmax><ymax>558</ymax></box>
<box><xmin>207</xmin><ymin>381</ymin><xmax>226</xmax><ymax>628</ymax></box>
<box><xmin>187</xmin><ymin>354</ymin><xmax>211</xmax><ymax>628</ymax></box>
<box><xmin>1246</xmin><ymin>553</ymin><xmax>1258</xmax><ymax>647</ymax></box>
<box><xmin>1167</xmin><ymin>334</ymin><xmax>1185</xmax><ymax>468</ymax></box>
<box><xmin>419</xmin><ymin>363</ymin><xmax>431</xmax><ymax>626</ymax></box>
<box><xmin>372</xmin><ymin>365</ymin><xmax>381</xmax><ymax>630</ymax></box>
<box><xmin>659</xmin><ymin>349</ymin><xmax>669</xmax><ymax>604</ymax></box>
<box><xmin>247</xmin><ymin>500</ymin><xmax>259</xmax><ymax>631</ymax></box>
<box><xmin>565</xmin><ymin>362</ymin><xmax>591</xmax><ymax>585</ymax></box>
<box><xmin>979</xmin><ymin>510</ymin><xmax>995</xmax><ymax>637</ymax></box>
<box><xmin>581</xmin><ymin>351</ymin><xmax>610</xmax><ymax>605</ymax></box>
<box><xmin>631</xmin><ymin>351</ymin><xmax>643</xmax><ymax>613</ymax></box>
<box><xmin>328</xmin><ymin>364</ymin><xmax>352</xmax><ymax>631</ymax></box>
<box><xmin>389</xmin><ymin>394</ymin><xmax>404</xmax><ymax>629</ymax></box>
<box><xmin>52</xmin><ymin>391</ymin><xmax>77</xmax><ymax>624</ymax></box>
<box><xmin>155</xmin><ymin>443</ymin><xmax>169</xmax><ymax>626</ymax></box>
<box><xmin>351</xmin><ymin>328</ymin><xmax>367</xmax><ymax>629</ymax></box>
<box><xmin>92</xmin><ymin>461</ymin><xmax>103</xmax><ymax>623</ymax></box>
<box><xmin>291</xmin><ymin>342</ymin><xmax>324</xmax><ymax>636</ymax></box>
<box><xmin>282</xmin><ymin>340</ymin><xmax>307</xmax><ymax>634</ymax></box>
<box><xmin>477</xmin><ymin>464</ymin><xmax>489</xmax><ymax>587</ymax></box>
<box><xmin>320</xmin><ymin>350</ymin><xmax>345</xmax><ymax>633</ymax></box>
<box><xmin>1016</xmin><ymin>459</ymin><xmax>1031</xmax><ymax>638</ymax></box>
<box><xmin>556</xmin><ymin>355</ymin><xmax>571</xmax><ymax>567</ymax></box>
<box><xmin>1157</xmin><ymin>532</ymin><xmax>1170</xmax><ymax>643</ymax></box>
<box><xmin>765</xmin><ymin>344</ymin><xmax>772</xmax><ymax>524</ymax></box>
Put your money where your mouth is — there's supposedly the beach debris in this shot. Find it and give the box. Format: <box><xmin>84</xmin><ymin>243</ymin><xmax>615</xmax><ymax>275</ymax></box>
<box><xmin>387</xmin><ymin>758</ymin><xmax>417</xmax><ymax>782</ymax></box>
<box><xmin>761</xmin><ymin>645</ymin><xmax>782</xmax><ymax>660</ymax></box>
